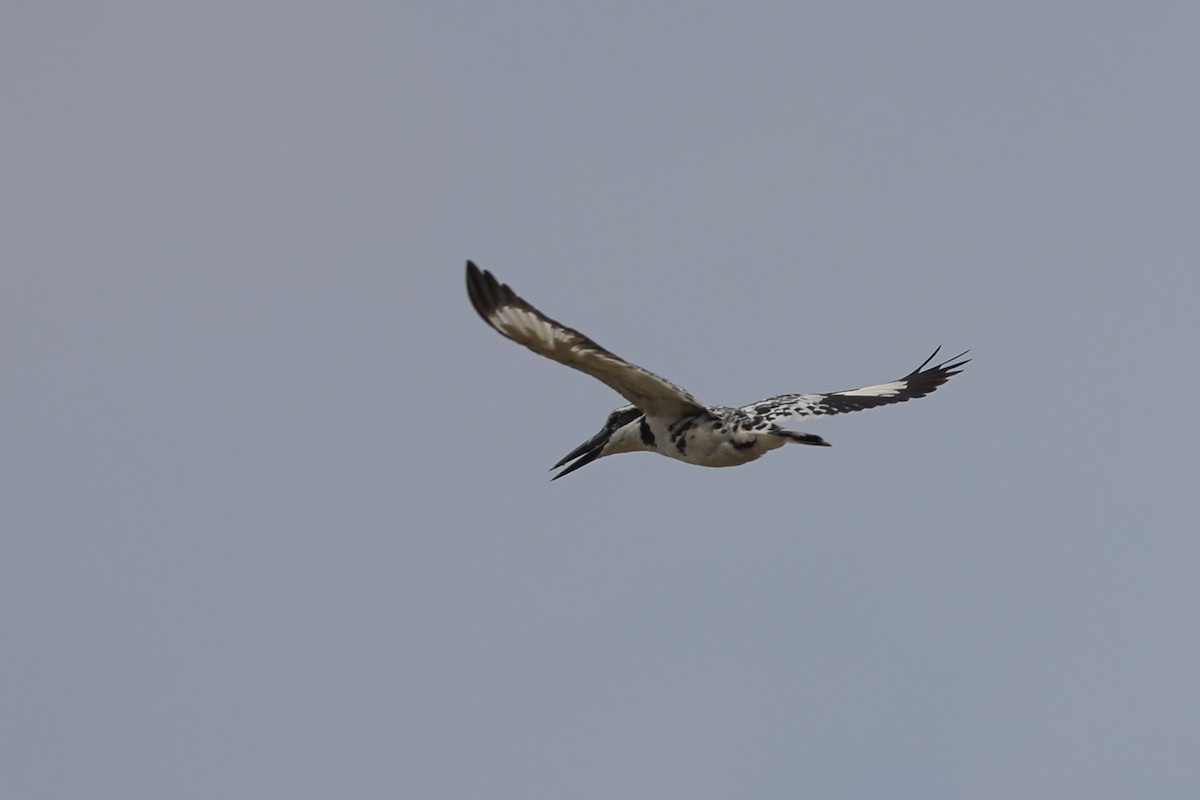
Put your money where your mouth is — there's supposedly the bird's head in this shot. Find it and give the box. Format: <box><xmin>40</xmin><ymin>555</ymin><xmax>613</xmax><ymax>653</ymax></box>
<box><xmin>550</xmin><ymin>404</ymin><xmax>646</xmax><ymax>480</ymax></box>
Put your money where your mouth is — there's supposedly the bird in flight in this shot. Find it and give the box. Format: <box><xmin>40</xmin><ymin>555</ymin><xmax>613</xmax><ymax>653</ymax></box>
<box><xmin>466</xmin><ymin>261</ymin><xmax>968</xmax><ymax>480</ymax></box>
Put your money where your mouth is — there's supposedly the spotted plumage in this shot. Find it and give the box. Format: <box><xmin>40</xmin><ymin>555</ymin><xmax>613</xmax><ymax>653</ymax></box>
<box><xmin>466</xmin><ymin>261</ymin><xmax>969</xmax><ymax>479</ymax></box>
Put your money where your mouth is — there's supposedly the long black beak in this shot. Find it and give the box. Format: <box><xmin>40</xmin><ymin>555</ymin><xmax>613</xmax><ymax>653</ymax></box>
<box><xmin>550</xmin><ymin>429</ymin><xmax>611</xmax><ymax>481</ymax></box>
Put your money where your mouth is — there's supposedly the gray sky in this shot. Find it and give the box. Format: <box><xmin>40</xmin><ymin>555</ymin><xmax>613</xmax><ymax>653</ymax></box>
<box><xmin>4</xmin><ymin>3</ymin><xmax>1199</xmax><ymax>798</ymax></box>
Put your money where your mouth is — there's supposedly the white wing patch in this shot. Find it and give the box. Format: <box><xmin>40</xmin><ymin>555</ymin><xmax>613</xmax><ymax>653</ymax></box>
<box><xmin>494</xmin><ymin>306</ymin><xmax>560</xmax><ymax>349</ymax></box>
<box><xmin>836</xmin><ymin>379</ymin><xmax>908</xmax><ymax>398</ymax></box>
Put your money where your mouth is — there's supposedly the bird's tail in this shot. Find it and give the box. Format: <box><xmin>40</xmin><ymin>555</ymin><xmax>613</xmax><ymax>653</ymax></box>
<box><xmin>775</xmin><ymin>430</ymin><xmax>831</xmax><ymax>447</ymax></box>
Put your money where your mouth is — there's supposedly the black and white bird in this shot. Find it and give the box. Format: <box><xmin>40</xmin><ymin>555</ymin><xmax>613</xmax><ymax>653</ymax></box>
<box><xmin>466</xmin><ymin>261</ymin><xmax>968</xmax><ymax>480</ymax></box>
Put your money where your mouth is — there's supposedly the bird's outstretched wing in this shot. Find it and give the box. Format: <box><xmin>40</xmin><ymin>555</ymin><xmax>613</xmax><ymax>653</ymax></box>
<box><xmin>740</xmin><ymin>348</ymin><xmax>970</xmax><ymax>422</ymax></box>
<box><xmin>466</xmin><ymin>261</ymin><xmax>708</xmax><ymax>417</ymax></box>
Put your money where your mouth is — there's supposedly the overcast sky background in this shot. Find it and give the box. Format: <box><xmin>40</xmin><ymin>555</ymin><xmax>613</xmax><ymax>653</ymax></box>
<box><xmin>4</xmin><ymin>3</ymin><xmax>1199</xmax><ymax>798</ymax></box>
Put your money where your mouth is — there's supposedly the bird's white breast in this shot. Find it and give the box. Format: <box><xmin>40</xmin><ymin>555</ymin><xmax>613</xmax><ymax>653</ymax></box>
<box><xmin>646</xmin><ymin>416</ymin><xmax>785</xmax><ymax>467</ymax></box>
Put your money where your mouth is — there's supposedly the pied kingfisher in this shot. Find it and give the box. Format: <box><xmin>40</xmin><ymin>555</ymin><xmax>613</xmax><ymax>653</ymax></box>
<box><xmin>467</xmin><ymin>261</ymin><xmax>968</xmax><ymax>480</ymax></box>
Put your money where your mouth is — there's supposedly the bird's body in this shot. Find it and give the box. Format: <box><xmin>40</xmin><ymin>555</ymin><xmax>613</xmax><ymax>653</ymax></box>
<box><xmin>466</xmin><ymin>261</ymin><xmax>968</xmax><ymax>479</ymax></box>
<box><xmin>601</xmin><ymin>406</ymin><xmax>807</xmax><ymax>468</ymax></box>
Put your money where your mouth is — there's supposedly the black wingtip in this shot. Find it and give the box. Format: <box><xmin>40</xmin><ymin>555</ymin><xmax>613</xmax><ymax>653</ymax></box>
<box><xmin>465</xmin><ymin>260</ymin><xmax>485</xmax><ymax>294</ymax></box>
<box><xmin>915</xmin><ymin>346</ymin><xmax>942</xmax><ymax>372</ymax></box>
<box><xmin>934</xmin><ymin>349</ymin><xmax>972</xmax><ymax>377</ymax></box>
<box><xmin>911</xmin><ymin>347</ymin><xmax>971</xmax><ymax>376</ymax></box>
<box><xmin>465</xmin><ymin>260</ymin><xmax>510</xmax><ymax>325</ymax></box>
<box><xmin>897</xmin><ymin>347</ymin><xmax>971</xmax><ymax>398</ymax></box>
